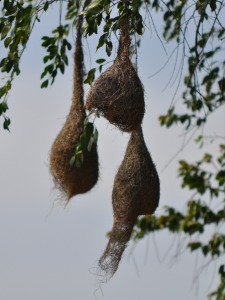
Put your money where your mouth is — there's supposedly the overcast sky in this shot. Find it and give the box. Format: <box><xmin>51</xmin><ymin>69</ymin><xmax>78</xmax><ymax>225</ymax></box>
<box><xmin>1</xmin><ymin>4</ymin><xmax>224</xmax><ymax>300</ymax></box>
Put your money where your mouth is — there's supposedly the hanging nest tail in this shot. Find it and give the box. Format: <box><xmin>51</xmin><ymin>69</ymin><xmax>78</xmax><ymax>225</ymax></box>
<box><xmin>85</xmin><ymin>18</ymin><xmax>145</xmax><ymax>132</ymax></box>
<box><xmin>49</xmin><ymin>14</ymin><xmax>99</xmax><ymax>201</ymax></box>
<box><xmin>98</xmin><ymin>126</ymin><xmax>160</xmax><ymax>280</ymax></box>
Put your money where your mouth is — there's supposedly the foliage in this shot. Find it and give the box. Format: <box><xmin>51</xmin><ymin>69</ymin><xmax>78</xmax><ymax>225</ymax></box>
<box><xmin>158</xmin><ymin>0</ymin><xmax>225</xmax><ymax>131</ymax></box>
<box><xmin>132</xmin><ymin>1</ymin><xmax>225</xmax><ymax>298</ymax></box>
<box><xmin>134</xmin><ymin>144</ymin><xmax>225</xmax><ymax>238</ymax></box>
<box><xmin>0</xmin><ymin>0</ymin><xmax>225</xmax><ymax>298</ymax></box>
<box><xmin>133</xmin><ymin>144</ymin><xmax>225</xmax><ymax>298</ymax></box>
<box><xmin>69</xmin><ymin>115</ymin><xmax>98</xmax><ymax>169</ymax></box>
<box><xmin>40</xmin><ymin>25</ymin><xmax>72</xmax><ymax>88</ymax></box>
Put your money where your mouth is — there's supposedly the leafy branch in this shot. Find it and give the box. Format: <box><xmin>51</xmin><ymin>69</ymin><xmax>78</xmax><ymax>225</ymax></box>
<box><xmin>0</xmin><ymin>0</ymin><xmax>58</xmax><ymax>130</ymax></box>
<box><xmin>41</xmin><ymin>25</ymin><xmax>72</xmax><ymax>88</ymax></box>
<box><xmin>69</xmin><ymin>113</ymin><xmax>99</xmax><ymax>169</ymax></box>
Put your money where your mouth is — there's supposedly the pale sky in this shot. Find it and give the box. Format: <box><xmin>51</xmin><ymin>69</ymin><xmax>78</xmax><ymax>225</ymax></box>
<box><xmin>0</xmin><ymin>4</ymin><xmax>224</xmax><ymax>300</ymax></box>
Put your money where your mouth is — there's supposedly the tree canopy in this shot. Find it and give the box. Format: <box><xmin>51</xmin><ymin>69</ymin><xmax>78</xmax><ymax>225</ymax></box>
<box><xmin>0</xmin><ymin>0</ymin><xmax>224</xmax><ymax>298</ymax></box>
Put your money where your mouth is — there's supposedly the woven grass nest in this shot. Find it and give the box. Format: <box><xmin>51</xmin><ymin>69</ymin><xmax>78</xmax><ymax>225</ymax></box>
<box><xmin>98</xmin><ymin>126</ymin><xmax>160</xmax><ymax>279</ymax></box>
<box><xmin>85</xmin><ymin>19</ymin><xmax>145</xmax><ymax>132</ymax></box>
<box><xmin>49</xmin><ymin>15</ymin><xmax>99</xmax><ymax>201</ymax></box>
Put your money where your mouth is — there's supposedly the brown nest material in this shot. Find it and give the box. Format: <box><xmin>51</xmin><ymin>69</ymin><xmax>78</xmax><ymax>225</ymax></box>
<box><xmin>49</xmin><ymin>15</ymin><xmax>99</xmax><ymax>200</ymax></box>
<box><xmin>85</xmin><ymin>18</ymin><xmax>145</xmax><ymax>132</ymax></box>
<box><xmin>98</xmin><ymin>126</ymin><xmax>160</xmax><ymax>280</ymax></box>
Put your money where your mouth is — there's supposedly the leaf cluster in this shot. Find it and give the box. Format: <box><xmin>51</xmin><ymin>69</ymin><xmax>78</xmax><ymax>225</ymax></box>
<box><xmin>133</xmin><ymin>144</ymin><xmax>225</xmax><ymax>298</ymax></box>
<box><xmin>70</xmin><ymin>117</ymin><xmax>98</xmax><ymax>169</ymax></box>
<box><xmin>0</xmin><ymin>100</ymin><xmax>10</xmax><ymax>130</ymax></box>
<box><xmin>84</xmin><ymin>58</ymin><xmax>108</xmax><ymax>85</ymax></box>
<box><xmin>82</xmin><ymin>0</ymin><xmax>144</xmax><ymax>57</ymax></box>
<box><xmin>133</xmin><ymin>0</ymin><xmax>224</xmax><ymax>266</ymax></box>
<box><xmin>0</xmin><ymin>0</ymin><xmax>53</xmax><ymax>130</ymax></box>
<box><xmin>179</xmin><ymin>146</ymin><xmax>225</xmax><ymax>197</ymax></box>
<box><xmin>41</xmin><ymin>25</ymin><xmax>72</xmax><ymax>88</ymax></box>
<box><xmin>154</xmin><ymin>0</ymin><xmax>225</xmax><ymax>132</ymax></box>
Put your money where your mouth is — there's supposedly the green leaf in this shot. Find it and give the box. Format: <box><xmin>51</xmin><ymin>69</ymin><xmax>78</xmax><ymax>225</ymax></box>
<box><xmin>215</xmin><ymin>170</ymin><xmax>225</xmax><ymax>186</ymax></box>
<box><xmin>96</xmin><ymin>13</ymin><xmax>102</xmax><ymax>25</ymax></box>
<box><xmin>46</xmin><ymin>64</ymin><xmax>54</xmax><ymax>73</ymax></box>
<box><xmin>86</xmin><ymin>0</ymin><xmax>101</xmax><ymax>10</ymax></box>
<box><xmin>80</xmin><ymin>153</ymin><xmax>84</xmax><ymax>165</ymax></box>
<box><xmin>195</xmin><ymin>135</ymin><xmax>203</xmax><ymax>143</ymax></box>
<box><xmin>135</xmin><ymin>14</ymin><xmax>144</xmax><ymax>35</ymax></box>
<box><xmin>209</xmin><ymin>0</ymin><xmax>217</xmax><ymax>11</ymax></box>
<box><xmin>43</xmin><ymin>56</ymin><xmax>49</xmax><ymax>63</ymax></box>
<box><xmin>93</xmin><ymin>128</ymin><xmax>98</xmax><ymax>144</ymax></box>
<box><xmin>97</xmin><ymin>33</ymin><xmax>107</xmax><ymax>50</ymax></box>
<box><xmin>59</xmin><ymin>63</ymin><xmax>65</xmax><ymax>74</ymax></box>
<box><xmin>85</xmin><ymin>122</ymin><xmax>94</xmax><ymax>139</ymax></box>
<box><xmin>218</xmin><ymin>78</ymin><xmax>225</xmax><ymax>93</ymax></box>
<box><xmin>43</xmin><ymin>2</ymin><xmax>49</xmax><ymax>11</ymax></box>
<box><xmin>84</xmin><ymin>68</ymin><xmax>96</xmax><ymax>84</ymax></box>
<box><xmin>4</xmin><ymin>0</ymin><xmax>17</xmax><ymax>15</ymax></box>
<box><xmin>76</xmin><ymin>144</ymin><xmax>82</xmax><ymax>152</ymax></box>
<box><xmin>0</xmin><ymin>101</ymin><xmax>8</xmax><ymax>114</ymax></box>
<box><xmin>96</xmin><ymin>58</ymin><xmax>106</xmax><ymax>64</ymax></box>
<box><xmin>163</xmin><ymin>11</ymin><xmax>173</xmax><ymax>21</ymax></box>
<box><xmin>0</xmin><ymin>86</ymin><xmax>7</xmax><ymax>98</ymax></box>
<box><xmin>69</xmin><ymin>156</ymin><xmax>76</xmax><ymax>167</ymax></box>
<box><xmin>41</xmin><ymin>79</ymin><xmax>49</xmax><ymax>89</ymax></box>
<box><xmin>3</xmin><ymin>117</ymin><xmax>10</xmax><ymax>131</ymax></box>
<box><xmin>40</xmin><ymin>69</ymin><xmax>47</xmax><ymax>79</ymax></box>
<box><xmin>75</xmin><ymin>157</ymin><xmax>82</xmax><ymax>168</ymax></box>
<box><xmin>0</xmin><ymin>58</ymin><xmax>7</xmax><ymax>68</ymax></box>
<box><xmin>84</xmin><ymin>117</ymin><xmax>89</xmax><ymax>127</ymax></box>
<box><xmin>188</xmin><ymin>242</ymin><xmax>202</xmax><ymax>251</ymax></box>
<box><xmin>65</xmin><ymin>40</ymin><xmax>72</xmax><ymax>50</ymax></box>
<box><xmin>1</xmin><ymin>23</ymin><xmax>11</xmax><ymax>40</ymax></box>
<box><xmin>4</xmin><ymin>36</ymin><xmax>12</xmax><ymax>48</ymax></box>
<box><xmin>106</xmin><ymin>41</ymin><xmax>112</xmax><ymax>56</ymax></box>
<box><xmin>62</xmin><ymin>54</ymin><xmax>68</xmax><ymax>65</ymax></box>
<box><xmin>202</xmin><ymin>245</ymin><xmax>209</xmax><ymax>256</ymax></box>
<box><xmin>87</xmin><ymin>137</ymin><xmax>93</xmax><ymax>151</ymax></box>
<box><xmin>4</xmin><ymin>59</ymin><xmax>14</xmax><ymax>73</ymax></box>
<box><xmin>203</xmin><ymin>153</ymin><xmax>212</xmax><ymax>163</ymax></box>
<box><xmin>219</xmin><ymin>265</ymin><xmax>225</xmax><ymax>276</ymax></box>
<box><xmin>204</xmin><ymin>51</ymin><xmax>214</xmax><ymax>58</ymax></box>
<box><xmin>80</xmin><ymin>133</ymin><xmax>87</xmax><ymax>149</ymax></box>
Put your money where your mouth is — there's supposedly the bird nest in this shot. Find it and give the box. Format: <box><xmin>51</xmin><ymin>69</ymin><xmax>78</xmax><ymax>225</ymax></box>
<box><xmin>50</xmin><ymin>15</ymin><xmax>99</xmax><ymax>201</ymax></box>
<box><xmin>98</xmin><ymin>126</ymin><xmax>160</xmax><ymax>279</ymax></box>
<box><xmin>85</xmin><ymin>18</ymin><xmax>145</xmax><ymax>132</ymax></box>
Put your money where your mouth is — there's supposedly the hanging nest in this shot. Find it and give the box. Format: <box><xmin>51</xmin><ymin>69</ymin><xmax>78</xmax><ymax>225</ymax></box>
<box><xmin>49</xmin><ymin>15</ymin><xmax>99</xmax><ymax>201</ymax></box>
<box><xmin>98</xmin><ymin>126</ymin><xmax>160</xmax><ymax>279</ymax></box>
<box><xmin>85</xmin><ymin>18</ymin><xmax>145</xmax><ymax>132</ymax></box>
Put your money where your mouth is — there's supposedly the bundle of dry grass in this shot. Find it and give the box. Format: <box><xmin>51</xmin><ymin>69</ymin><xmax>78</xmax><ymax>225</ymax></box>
<box><xmin>85</xmin><ymin>18</ymin><xmax>145</xmax><ymax>132</ymax></box>
<box><xmin>98</xmin><ymin>126</ymin><xmax>160</xmax><ymax>279</ymax></box>
<box><xmin>49</xmin><ymin>14</ymin><xmax>99</xmax><ymax>200</ymax></box>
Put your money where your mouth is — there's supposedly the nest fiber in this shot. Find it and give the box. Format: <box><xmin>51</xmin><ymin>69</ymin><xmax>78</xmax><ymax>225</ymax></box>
<box><xmin>49</xmin><ymin>16</ymin><xmax>99</xmax><ymax>200</ymax></box>
<box><xmin>99</xmin><ymin>126</ymin><xmax>160</xmax><ymax>279</ymax></box>
<box><xmin>85</xmin><ymin>19</ymin><xmax>145</xmax><ymax>132</ymax></box>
